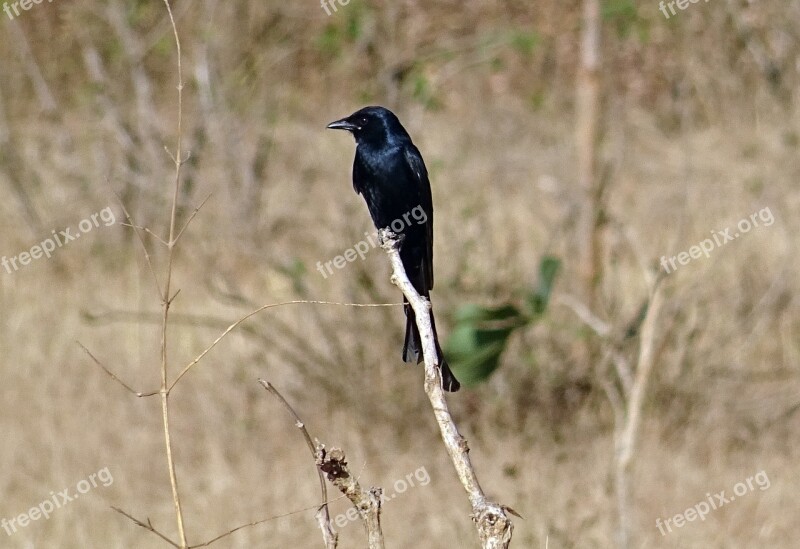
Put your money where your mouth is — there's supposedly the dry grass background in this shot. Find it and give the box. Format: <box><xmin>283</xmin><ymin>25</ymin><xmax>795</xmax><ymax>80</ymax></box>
<box><xmin>1</xmin><ymin>0</ymin><xmax>799</xmax><ymax>547</ymax></box>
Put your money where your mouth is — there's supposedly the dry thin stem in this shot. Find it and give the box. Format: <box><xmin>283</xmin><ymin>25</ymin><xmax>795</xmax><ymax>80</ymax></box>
<box><xmin>84</xmin><ymin>300</ymin><xmax>401</xmax><ymax>398</ymax></box>
<box><xmin>561</xmin><ymin>275</ymin><xmax>664</xmax><ymax>549</ymax></box>
<box><xmin>555</xmin><ymin>294</ymin><xmax>611</xmax><ymax>337</ymax></box>
<box><xmin>314</xmin><ymin>507</ymin><xmax>338</xmax><ymax>549</ymax></box>
<box><xmin>187</xmin><ymin>498</ymin><xmax>349</xmax><ymax>548</ymax></box>
<box><xmin>115</xmin><ymin>502</ymin><xmax>340</xmax><ymax>549</ymax></box>
<box><xmin>317</xmin><ymin>446</ymin><xmax>384</xmax><ymax>549</ymax></box>
<box><xmin>188</xmin><ymin>516</ymin><xmax>296</xmax><ymax>548</ymax></box>
<box><xmin>379</xmin><ymin>229</ymin><xmax>513</xmax><ymax>548</ymax></box>
<box><xmin>159</xmin><ymin>1</ymin><xmax>187</xmax><ymax>546</ymax></box>
<box><xmin>259</xmin><ymin>379</ymin><xmax>338</xmax><ymax>549</ymax></box>
<box><xmin>617</xmin><ymin>282</ymin><xmax>664</xmax><ymax>470</ymax></box>
<box><xmin>167</xmin><ymin>300</ymin><xmax>401</xmax><ymax>392</ymax></box>
<box><xmin>120</xmin><ymin>221</ymin><xmax>170</xmax><ymax>246</ymax></box>
<box><xmin>613</xmin><ymin>281</ymin><xmax>664</xmax><ymax>549</ymax></box>
<box><xmin>116</xmin><ymin>195</ymin><xmax>163</xmax><ymax>300</ymax></box>
<box><xmin>111</xmin><ymin>507</ymin><xmax>180</xmax><ymax>548</ymax></box>
<box><xmin>174</xmin><ymin>193</ymin><xmax>212</xmax><ymax>245</ymax></box>
<box><xmin>556</xmin><ymin>294</ymin><xmax>634</xmax><ymax>396</ymax></box>
<box><xmin>77</xmin><ymin>341</ymin><xmax>158</xmax><ymax>397</ymax></box>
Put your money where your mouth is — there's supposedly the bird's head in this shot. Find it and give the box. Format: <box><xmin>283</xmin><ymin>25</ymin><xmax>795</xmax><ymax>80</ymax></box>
<box><xmin>326</xmin><ymin>106</ymin><xmax>410</xmax><ymax>145</ymax></box>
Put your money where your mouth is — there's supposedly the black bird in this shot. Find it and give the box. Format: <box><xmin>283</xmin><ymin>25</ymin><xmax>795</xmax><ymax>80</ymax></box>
<box><xmin>327</xmin><ymin>106</ymin><xmax>460</xmax><ymax>392</ymax></box>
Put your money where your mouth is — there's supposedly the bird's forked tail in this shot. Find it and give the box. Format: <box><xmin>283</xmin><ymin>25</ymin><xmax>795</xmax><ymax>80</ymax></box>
<box><xmin>403</xmin><ymin>303</ymin><xmax>460</xmax><ymax>392</ymax></box>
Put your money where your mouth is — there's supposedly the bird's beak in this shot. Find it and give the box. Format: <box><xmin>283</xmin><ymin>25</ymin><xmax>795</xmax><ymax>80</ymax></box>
<box><xmin>326</xmin><ymin>117</ymin><xmax>360</xmax><ymax>132</ymax></box>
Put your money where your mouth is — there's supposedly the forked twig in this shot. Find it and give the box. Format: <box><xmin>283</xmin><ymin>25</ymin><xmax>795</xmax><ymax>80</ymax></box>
<box><xmin>317</xmin><ymin>446</ymin><xmax>384</xmax><ymax>549</ymax></box>
<box><xmin>259</xmin><ymin>379</ymin><xmax>338</xmax><ymax>549</ymax></box>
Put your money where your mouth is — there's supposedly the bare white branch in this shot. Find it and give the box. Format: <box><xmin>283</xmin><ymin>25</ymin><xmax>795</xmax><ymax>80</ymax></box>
<box><xmin>379</xmin><ymin>229</ymin><xmax>513</xmax><ymax>548</ymax></box>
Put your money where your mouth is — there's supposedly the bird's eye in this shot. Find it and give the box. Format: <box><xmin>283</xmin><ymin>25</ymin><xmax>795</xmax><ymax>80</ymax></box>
<box><xmin>359</xmin><ymin>117</ymin><xmax>368</xmax><ymax>126</ymax></box>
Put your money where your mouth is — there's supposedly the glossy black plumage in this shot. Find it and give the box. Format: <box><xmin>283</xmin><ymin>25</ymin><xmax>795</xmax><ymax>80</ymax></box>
<box><xmin>327</xmin><ymin>106</ymin><xmax>460</xmax><ymax>392</ymax></box>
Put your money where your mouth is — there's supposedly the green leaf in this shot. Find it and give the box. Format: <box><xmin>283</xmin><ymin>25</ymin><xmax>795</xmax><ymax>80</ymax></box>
<box><xmin>601</xmin><ymin>0</ymin><xmax>648</xmax><ymax>40</ymax></box>
<box><xmin>526</xmin><ymin>256</ymin><xmax>561</xmax><ymax>316</ymax></box>
<box><xmin>444</xmin><ymin>255</ymin><xmax>561</xmax><ymax>386</ymax></box>
<box><xmin>454</xmin><ymin>303</ymin><xmax>523</xmax><ymax>324</ymax></box>
<box><xmin>446</xmin><ymin>325</ymin><xmax>516</xmax><ymax>386</ymax></box>
<box><xmin>411</xmin><ymin>72</ymin><xmax>441</xmax><ymax>110</ymax></box>
<box><xmin>345</xmin><ymin>7</ymin><xmax>363</xmax><ymax>40</ymax></box>
<box><xmin>510</xmin><ymin>30</ymin><xmax>540</xmax><ymax>57</ymax></box>
<box><xmin>316</xmin><ymin>25</ymin><xmax>342</xmax><ymax>58</ymax></box>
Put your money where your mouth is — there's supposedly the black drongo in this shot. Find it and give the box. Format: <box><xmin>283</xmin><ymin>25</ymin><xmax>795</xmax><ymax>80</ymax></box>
<box><xmin>326</xmin><ymin>106</ymin><xmax>460</xmax><ymax>392</ymax></box>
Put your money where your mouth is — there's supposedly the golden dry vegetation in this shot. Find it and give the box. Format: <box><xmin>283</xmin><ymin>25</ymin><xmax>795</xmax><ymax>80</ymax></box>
<box><xmin>1</xmin><ymin>1</ymin><xmax>799</xmax><ymax>547</ymax></box>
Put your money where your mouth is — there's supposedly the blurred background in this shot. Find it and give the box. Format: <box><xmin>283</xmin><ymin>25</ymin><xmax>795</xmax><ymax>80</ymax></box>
<box><xmin>0</xmin><ymin>0</ymin><xmax>798</xmax><ymax>547</ymax></box>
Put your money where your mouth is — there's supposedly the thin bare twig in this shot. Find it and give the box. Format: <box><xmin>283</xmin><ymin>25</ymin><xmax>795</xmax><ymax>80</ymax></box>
<box><xmin>555</xmin><ymin>294</ymin><xmax>611</xmax><ymax>337</ymax></box>
<box><xmin>115</xmin><ymin>501</ymin><xmax>342</xmax><ymax>549</ymax></box>
<box><xmin>111</xmin><ymin>507</ymin><xmax>180</xmax><ymax>548</ymax></box>
<box><xmin>167</xmin><ymin>300</ymin><xmax>401</xmax><ymax>392</ymax></box>
<box><xmin>119</xmin><ymin>222</ymin><xmax>170</xmax><ymax>247</ymax></box>
<box><xmin>613</xmin><ymin>280</ymin><xmax>664</xmax><ymax>549</ymax></box>
<box><xmin>617</xmin><ymin>282</ymin><xmax>664</xmax><ymax>470</ymax></box>
<box><xmin>84</xmin><ymin>299</ymin><xmax>401</xmax><ymax>398</ymax></box>
<box><xmin>173</xmin><ymin>193</ymin><xmax>212</xmax><ymax>245</ymax></box>
<box><xmin>555</xmin><ymin>295</ymin><xmax>634</xmax><ymax>396</ymax></box>
<box><xmin>379</xmin><ymin>229</ymin><xmax>513</xmax><ymax>548</ymax></box>
<box><xmin>116</xmin><ymin>194</ymin><xmax>163</xmax><ymax>300</ymax></box>
<box><xmin>77</xmin><ymin>342</ymin><xmax>158</xmax><ymax>397</ymax></box>
<box><xmin>186</xmin><ymin>498</ymin><xmax>347</xmax><ymax>548</ymax></box>
<box><xmin>259</xmin><ymin>379</ymin><xmax>338</xmax><ymax>549</ymax></box>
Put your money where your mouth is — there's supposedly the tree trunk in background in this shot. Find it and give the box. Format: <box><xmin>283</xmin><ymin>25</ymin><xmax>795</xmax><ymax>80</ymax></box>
<box><xmin>575</xmin><ymin>0</ymin><xmax>603</xmax><ymax>311</ymax></box>
<box><xmin>577</xmin><ymin>3</ymin><xmax>634</xmax><ymax>548</ymax></box>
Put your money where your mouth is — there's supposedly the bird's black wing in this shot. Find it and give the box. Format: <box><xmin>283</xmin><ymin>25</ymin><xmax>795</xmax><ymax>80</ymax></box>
<box><xmin>403</xmin><ymin>144</ymin><xmax>434</xmax><ymax>290</ymax></box>
<box><xmin>352</xmin><ymin>154</ymin><xmax>366</xmax><ymax>196</ymax></box>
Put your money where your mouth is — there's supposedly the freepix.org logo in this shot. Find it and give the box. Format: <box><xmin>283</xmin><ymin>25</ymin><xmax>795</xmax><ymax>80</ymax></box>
<box><xmin>658</xmin><ymin>0</ymin><xmax>712</xmax><ymax>20</ymax></box>
<box><xmin>655</xmin><ymin>470</ymin><xmax>770</xmax><ymax>536</ymax></box>
<box><xmin>329</xmin><ymin>466</ymin><xmax>431</xmax><ymax>529</ymax></box>
<box><xmin>316</xmin><ymin>204</ymin><xmax>427</xmax><ymax>279</ymax></box>
<box><xmin>659</xmin><ymin>206</ymin><xmax>774</xmax><ymax>274</ymax></box>
<box><xmin>3</xmin><ymin>0</ymin><xmax>57</xmax><ymax>21</ymax></box>
<box><xmin>2</xmin><ymin>206</ymin><xmax>116</xmax><ymax>275</ymax></box>
<box><xmin>320</xmin><ymin>0</ymin><xmax>352</xmax><ymax>16</ymax></box>
<box><xmin>2</xmin><ymin>467</ymin><xmax>114</xmax><ymax>536</ymax></box>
